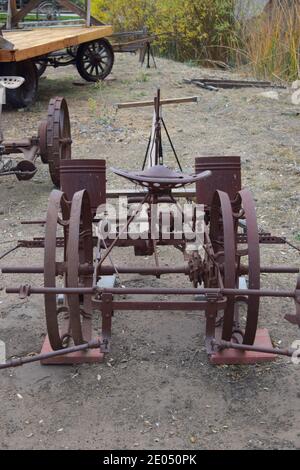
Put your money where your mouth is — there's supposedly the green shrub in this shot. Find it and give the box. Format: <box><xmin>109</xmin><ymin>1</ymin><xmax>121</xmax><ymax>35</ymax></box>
<box><xmin>92</xmin><ymin>0</ymin><xmax>239</xmax><ymax>63</ymax></box>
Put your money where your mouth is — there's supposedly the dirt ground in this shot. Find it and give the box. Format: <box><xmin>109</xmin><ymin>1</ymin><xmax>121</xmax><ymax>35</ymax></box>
<box><xmin>0</xmin><ymin>53</ymin><xmax>299</xmax><ymax>450</ymax></box>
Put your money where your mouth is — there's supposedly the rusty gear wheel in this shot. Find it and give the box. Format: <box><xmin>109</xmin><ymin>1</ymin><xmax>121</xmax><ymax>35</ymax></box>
<box><xmin>39</xmin><ymin>97</ymin><xmax>72</xmax><ymax>187</ymax></box>
<box><xmin>44</xmin><ymin>190</ymin><xmax>71</xmax><ymax>350</ymax></box>
<box><xmin>209</xmin><ymin>190</ymin><xmax>238</xmax><ymax>341</ymax></box>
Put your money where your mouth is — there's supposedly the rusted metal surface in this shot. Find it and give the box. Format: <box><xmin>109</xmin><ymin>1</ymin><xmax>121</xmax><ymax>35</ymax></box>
<box><xmin>1</xmin><ymin>89</ymin><xmax>299</xmax><ymax>368</ymax></box>
<box><xmin>60</xmin><ymin>159</ymin><xmax>106</xmax><ymax>215</ymax></box>
<box><xmin>111</xmin><ymin>164</ymin><xmax>211</xmax><ymax>191</ymax></box>
<box><xmin>4</xmin><ymin>285</ymin><xmax>297</xmax><ymax>298</ymax></box>
<box><xmin>44</xmin><ymin>97</ymin><xmax>72</xmax><ymax>187</ymax></box>
<box><xmin>44</xmin><ymin>190</ymin><xmax>70</xmax><ymax>350</ymax></box>
<box><xmin>0</xmin><ymin>95</ymin><xmax>72</xmax><ymax>187</ymax></box>
<box><xmin>195</xmin><ymin>156</ymin><xmax>241</xmax><ymax>205</ymax></box>
<box><xmin>0</xmin><ymin>339</ymin><xmax>102</xmax><ymax>370</ymax></box>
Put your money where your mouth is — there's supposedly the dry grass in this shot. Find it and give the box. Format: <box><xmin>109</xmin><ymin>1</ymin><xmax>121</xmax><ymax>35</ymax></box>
<box><xmin>239</xmin><ymin>0</ymin><xmax>300</xmax><ymax>81</ymax></box>
<box><xmin>91</xmin><ymin>0</ymin><xmax>299</xmax><ymax>81</ymax></box>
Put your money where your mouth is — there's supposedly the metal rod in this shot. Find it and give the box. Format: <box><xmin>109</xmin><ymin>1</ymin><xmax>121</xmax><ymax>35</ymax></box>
<box><xmin>116</xmin><ymin>96</ymin><xmax>199</xmax><ymax>109</ymax></box>
<box><xmin>21</xmin><ymin>220</ymin><xmax>46</xmax><ymax>225</ymax></box>
<box><xmin>161</xmin><ymin>117</ymin><xmax>183</xmax><ymax>171</ymax></box>
<box><xmin>214</xmin><ymin>340</ymin><xmax>296</xmax><ymax>357</ymax></box>
<box><xmin>106</xmin><ymin>188</ymin><xmax>196</xmax><ymax>199</ymax></box>
<box><xmin>6</xmin><ymin>286</ymin><xmax>296</xmax><ymax>298</ymax></box>
<box><xmin>0</xmin><ymin>339</ymin><xmax>101</xmax><ymax>370</ymax></box>
<box><xmin>86</xmin><ymin>0</ymin><xmax>91</xmax><ymax>27</ymax></box>
<box><xmin>0</xmin><ymin>244</ymin><xmax>20</xmax><ymax>261</ymax></box>
<box><xmin>107</xmin><ymin>301</ymin><xmax>225</xmax><ymax>311</ymax></box>
<box><xmin>2</xmin><ymin>264</ymin><xmax>190</xmax><ymax>275</ymax></box>
<box><xmin>240</xmin><ymin>265</ymin><xmax>300</xmax><ymax>274</ymax></box>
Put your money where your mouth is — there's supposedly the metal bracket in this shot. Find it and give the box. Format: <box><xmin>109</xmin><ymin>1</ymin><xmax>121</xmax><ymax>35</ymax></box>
<box><xmin>18</xmin><ymin>284</ymin><xmax>31</xmax><ymax>299</ymax></box>
<box><xmin>285</xmin><ymin>276</ymin><xmax>300</xmax><ymax>327</ymax></box>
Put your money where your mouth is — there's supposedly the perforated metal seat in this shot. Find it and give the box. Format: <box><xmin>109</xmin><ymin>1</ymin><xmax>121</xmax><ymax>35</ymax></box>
<box><xmin>0</xmin><ymin>76</ymin><xmax>24</xmax><ymax>89</ymax></box>
<box><xmin>111</xmin><ymin>164</ymin><xmax>211</xmax><ymax>191</ymax></box>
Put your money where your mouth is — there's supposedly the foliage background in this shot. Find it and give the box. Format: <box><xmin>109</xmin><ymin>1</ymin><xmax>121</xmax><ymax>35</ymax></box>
<box><xmin>91</xmin><ymin>0</ymin><xmax>239</xmax><ymax>63</ymax></box>
<box><xmin>90</xmin><ymin>0</ymin><xmax>300</xmax><ymax>80</ymax></box>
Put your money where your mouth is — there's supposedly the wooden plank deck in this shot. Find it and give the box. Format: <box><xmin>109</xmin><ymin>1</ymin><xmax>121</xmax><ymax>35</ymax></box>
<box><xmin>0</xmin><ymin>25</ymin><xmax>113</xmax><ymax>62</ymax></box>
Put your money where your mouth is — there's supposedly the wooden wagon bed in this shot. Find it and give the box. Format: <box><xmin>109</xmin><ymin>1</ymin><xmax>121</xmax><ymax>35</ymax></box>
<box><xmin>0</xmin><ymin>25</ymin><xmax>112</xmax><ymax>62</ymax></box>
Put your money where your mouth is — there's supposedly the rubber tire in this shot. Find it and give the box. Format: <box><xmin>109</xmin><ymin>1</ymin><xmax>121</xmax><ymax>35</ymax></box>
<box><xmin>75</xmin><ymin>39</ymin><xmax>114</xmax><ymax>82</ymax></box>
<box><xmin>1</xmin><ymin>60</ymin><xmax>38</xmax><ymax>108</ymax></box>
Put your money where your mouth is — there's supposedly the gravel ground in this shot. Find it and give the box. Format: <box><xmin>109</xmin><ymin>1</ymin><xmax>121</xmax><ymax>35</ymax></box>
<box><xmin>0</xmin><ymin>53</ymin><xmax>299</xmax><ymax>450</ymax></box>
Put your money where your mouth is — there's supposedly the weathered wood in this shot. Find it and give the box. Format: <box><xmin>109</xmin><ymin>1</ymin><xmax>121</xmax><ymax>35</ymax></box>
<box><xmin>10</xmin><ymin>0</ymin><xmax>103</xmax><ymax>27</ymax></box>
<box><xmin>116</xmin><ymin>96</ymin><xmax>199</xmax><ymax>109</ymax></box>
<box><xmin>57</xmin><ymin>0</ymin><xmax>102</xmax><ymax>26</ymax></box>
<box><xmin>0</xmin><ymin>25</ymin><xmax>112</xmax><ymax>62</ymax></box>
<box><xmin>10</xmin><ymin>0</ymin><xmax>18</xmax><ymax>17</ymax></box>
<box><xmin>11</xmin><ymin>0</ymin><xmax>41</xmax><ymax>26</ymax></box>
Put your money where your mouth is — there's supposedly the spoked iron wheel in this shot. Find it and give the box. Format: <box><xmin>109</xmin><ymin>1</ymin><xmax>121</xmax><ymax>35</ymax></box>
<box><xmin>67</xmin><ymin>46</ymin><xmax>78</xmax><ymax>58</ymax></box>
<box><xmin>39</xmin><ymin>97</ymin><xmax>72</xmax><ymax>187</ymax></box>
<box><xmin>207</xmin><ymin>189</ymin><xmax>261</xmax><ymax>345</ymax></box>
<box><xmin>76</xmin><ymin>39</ymin><xmax>114</xmax><ymax>82</ymax></box>
<box><xmin>44</xmin><ymin>190</ymin><xmax>93</xmax><ymax>349</ymax></box>
<box><xmin>66</xmin><ymin>190</ymin><xmax>94</xmax><ymax>345</ymax></box>
<box><xmin>234</xmin><ymin>189</ymin><xmax>261</xmax><ymax>345</ymax></box>
<box><xmin>44</xmin><ymin>190</ymin><xmax>70</xmax><ymax>350</ymax></box>
<box><xmin>209</xmin><ymin>190</ymin><xmax>239</xmax><ymax>341</ymax></box>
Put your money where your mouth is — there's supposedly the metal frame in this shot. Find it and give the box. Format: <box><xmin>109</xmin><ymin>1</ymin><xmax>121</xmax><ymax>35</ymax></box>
<box><xmin>1</xmin><ymin>90</ymin><xmax>300</xmax><ymax>369</ymax></box>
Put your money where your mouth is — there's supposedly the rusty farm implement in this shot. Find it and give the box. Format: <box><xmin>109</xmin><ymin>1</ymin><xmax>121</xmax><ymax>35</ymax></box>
<box><xmin>0</xmin><ymin>79</ymin><xmax>71</xmax><ymax>186</ymax></box>
<box><xmin>1</xmin><ymin>89</ymin><xmax>299</xmax><ymax>369</ymax></box>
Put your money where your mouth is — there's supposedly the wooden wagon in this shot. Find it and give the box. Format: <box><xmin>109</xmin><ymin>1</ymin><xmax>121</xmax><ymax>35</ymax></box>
<box><xmin>0</xmin><ymin>0</ymin><xmax>114</xmax><ymax>107</ymax></box>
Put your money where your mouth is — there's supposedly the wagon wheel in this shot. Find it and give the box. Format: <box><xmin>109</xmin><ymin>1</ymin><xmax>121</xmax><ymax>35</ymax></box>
<box><xmin>35</xmin><ymin>58</ymin><xmax>48</xmax><ymax>77</ymax></box>
<box><xmin>44</xmin><ymin>190</ymin><xmax>70</xmax><ymax>350</ymax></box>
<box><xmin>1</xmin><ymin>60</ymin><xmax>38</xmax><ymax>108</ymax></box>
<box><xmin>76</xmin><ymin>39</ymin><xmax>114</xmax><ymax>82</ymax></box>
<box><xmin>209</xmin><ymin>190</ymin><xmax>238</xmax><ymax>341</ymax></box>
<box><xmin>37</xmin><ymin>1</ymin><xmax>60</xmax><ymax>21</ymax></box>
<box><xmin>235</xmin><ymin>189</ymin><xmax>260</xmax><ymax>345</ymax></box>
<box><xmin>39</xmin><ymin>97</ymin><xmax>72</xmax><ymax>187</ymax></box>
<box><xmin>66</xmin><ymin>190</ymin><xmax>94</xmax><ymax>345</ymax></box>
<box><xmin>67</xmin><ymin>45</ymin><xmax>78</xmax><ymax>58</ymax></box>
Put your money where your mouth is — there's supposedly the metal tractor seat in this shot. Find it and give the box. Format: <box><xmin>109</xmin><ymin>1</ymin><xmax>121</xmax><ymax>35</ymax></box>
<box><xmin>111</xmin><ymin>164</ymin><xmax>211</xmax><ymax>191</ymax></box>
<box><xmin>0</xmin><ymin>77</ymin><xmax>25</xmax><ymax>89</ymax></box>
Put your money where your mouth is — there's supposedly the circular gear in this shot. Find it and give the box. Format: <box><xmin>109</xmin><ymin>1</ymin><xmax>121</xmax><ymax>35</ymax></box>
<box><xmin>209</xmin><ymin>190</ymin><xmax>238</xmax><ymax>341</ymax></box>
<box><xmin>66</xmin><ymin>190</ymin><xmax>94</xmax><ymax>345</ymax></box>
<box><xmin>39</xmin><ymin>97</ymin><xmax>72</xmax><ymax>187</ymax></box>
<box><xmin>44</xmin><ymin>190</ymin><xmax>70</xmax><ymax>350</ymax></box>
<box><xmin>235</xmin><ymin>189</ymin><xmax>260</xmax><ymax>345</ymax></box>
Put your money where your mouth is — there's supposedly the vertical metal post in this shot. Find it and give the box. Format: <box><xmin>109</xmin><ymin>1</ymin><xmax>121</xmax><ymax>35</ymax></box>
<box><xmin>146</xmin><ymin>42</ymin><xmax>150</xmax><ymax>68</ymax></box>
<box><xmin>86</xmin><ymin>0</ymin><xmax>91</xmax><ymax>27</ymax></box>
<box><xmin>0</xmin><ymin>86</ymin><xmax>5</xmax><ymax>142</ymax></box>
<box><xmin>101</xmin><ymin>293</ymin><xmax>113</xmax><ymax>353</ymax></box>
<box><xmin>6</xmin><ymin>0</ymin><xmax>12</xmax><ymax>30</ymax></box>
